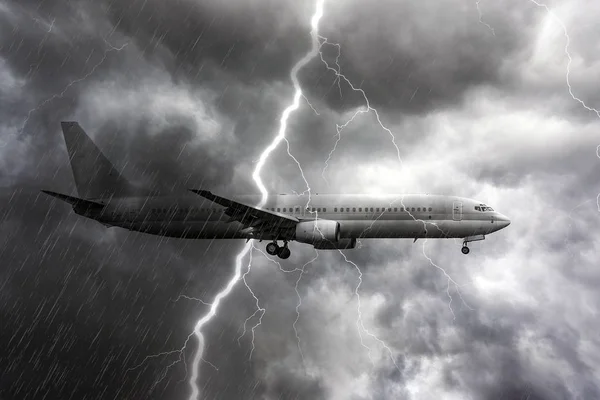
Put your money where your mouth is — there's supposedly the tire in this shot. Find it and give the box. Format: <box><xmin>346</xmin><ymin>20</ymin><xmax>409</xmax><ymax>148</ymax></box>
<box><xmin>277</xmin><ymin>247</ymin><xmax>291</xmax><ymax>259</ymax></box>
<box><xmin>266</xmin><ymin>242</ymin><xmax>279</xmax><ymax>255</ymax></box>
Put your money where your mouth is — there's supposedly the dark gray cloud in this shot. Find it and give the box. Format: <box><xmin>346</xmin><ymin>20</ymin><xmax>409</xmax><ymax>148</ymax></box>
<box><xmin>2</xmin><ymin>0</ymin><xmax>600</xmax><ymax>399</ymax></box>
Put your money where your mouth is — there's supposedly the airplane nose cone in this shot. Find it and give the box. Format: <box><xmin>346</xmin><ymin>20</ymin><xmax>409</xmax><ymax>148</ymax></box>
<box><xmin>497</xmin><ymin>214</ymin><xmax>511</xmax><ymax>228</ymax></box>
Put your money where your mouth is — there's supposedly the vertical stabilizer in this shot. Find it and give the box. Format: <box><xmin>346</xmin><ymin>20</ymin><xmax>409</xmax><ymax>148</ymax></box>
<box><xmin>61</xmin><ymin>121</ymin><xmax>135</xmax><ymax>199</ymax></box>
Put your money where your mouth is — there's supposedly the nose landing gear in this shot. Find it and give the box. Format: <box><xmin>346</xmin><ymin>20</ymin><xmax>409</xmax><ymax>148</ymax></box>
<box><xmin>460</xmin><ymin>234</ymin><xmax>485</xmax><ymax>255</ymax></box>
<box><xmin>265</xmin><ymin>241</ymin><xmax>291</xmax><ymax>259</ymax></box>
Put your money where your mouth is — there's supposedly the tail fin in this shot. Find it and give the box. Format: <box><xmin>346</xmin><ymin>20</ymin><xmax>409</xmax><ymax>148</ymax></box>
<box><xmin>61</xmin><ymin>121</ymin><xmax>136</xmax><ymax>199</ymax></box>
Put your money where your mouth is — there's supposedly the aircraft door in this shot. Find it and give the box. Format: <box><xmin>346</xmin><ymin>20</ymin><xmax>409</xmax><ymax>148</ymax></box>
<box><xmin>452</xmin><ymin>201</ymin><xmax>463</xmax><ymax>221</ymax></box>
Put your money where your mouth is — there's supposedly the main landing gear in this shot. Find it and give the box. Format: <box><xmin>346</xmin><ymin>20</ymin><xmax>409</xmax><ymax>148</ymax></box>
<box><xmin>266</xmin><ymin>241</ymin><xmax>291</xmax><ymax>259</ymax></box>
<box><xmin>461</xmin><ymin>234</ymin><xmax>485</xmax><ymax>255</ymax></box>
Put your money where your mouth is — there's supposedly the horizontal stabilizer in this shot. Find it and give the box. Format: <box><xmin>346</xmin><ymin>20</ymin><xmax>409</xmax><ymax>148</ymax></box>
<box><xmin>41</xmin><ymin>190</ymin><xmax>105</xmax><ymax>209</ymax></box>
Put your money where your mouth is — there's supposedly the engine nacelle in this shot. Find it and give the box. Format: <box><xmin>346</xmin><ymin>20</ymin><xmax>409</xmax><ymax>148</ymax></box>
<box><xmin>295</xmin><ymin>220</ymin><xmax>340</xmax><ymax>244</ymax></box>
<box><xmin>313</xmin><ymin>238</ymin><xmax>357</xmax><ymax>250</ymax></box>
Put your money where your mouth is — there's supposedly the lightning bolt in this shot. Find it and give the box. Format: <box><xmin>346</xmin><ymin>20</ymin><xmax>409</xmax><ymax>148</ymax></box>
<box><xmin>252</xmin><ymin>243</ymin><xmax>320</xmax><ymax>366</ymax></box>
<box><xmin>318</xmin><ymin>36</ymin><xmax>402</xmax><ymax>183</ymax></box>
<box><xmin>19</xmin><ymin>39</ymin><xmax>128</xmax><ymax>135</ymax></box>
<box><xmin>511</xmin><ymin>2</ymin><xmax>600</xmax><ymax>213</ymax></box>
<box><xmin>236</xmin><ymin>248</ymin><xmax>266</xmax><ymax>361</ymax></box>
<box><xmin>183</xmin><ymin>2</ymin><xmax>327</xmax><ymax>398</ymax></box>
<box><xmin>399</xmin><ymin>196</ymin><xmax>474</xmax><ymax>319</ymax></box>
<box><xmin>128</xmin><ymin>1</ymin><xmax>325</xmax><ymax>394</ymax></box>
<box><xmin>477</xmin><ymin>1</ymin><xmax>600</xmax><ymax>119</ymax></box>
<box><xmin>174</xmin><ymin>294</ymin><xmax>212</xmax><ymax>306</ymax></box>
<box><xmin>475</xmin><ymin>0</ymin><xmax>496</xmax><ymax>35</ymax></box>
<box><xmin>521</xmin><ymin>2</ymin><xmax>600</xmax><ymax>232</ymax></box>
<box><xmin>0</xmin><ymin>38</ymin><xmax>128</xmax><ymax>148</ymax></box>
<box><xmin>337</xmin><ymin>250</ymin><xmax>401</xmax><ymax>372</ymax></box>
<box><xmin>314</xmin><ymin>19</ymin><xmax>470</xmax><ymax>338</ymax></box>
<box><xmin>526</xmin><ymin>0</ymin><xmax>600</xmax><ymax>118</ymax></box>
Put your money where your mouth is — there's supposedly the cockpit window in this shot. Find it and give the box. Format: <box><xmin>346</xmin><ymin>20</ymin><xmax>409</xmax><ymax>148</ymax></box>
<box><xmin>476</xmin><ymin>204</ymin><xmax>494</xmax><ymax>212</ymax></box>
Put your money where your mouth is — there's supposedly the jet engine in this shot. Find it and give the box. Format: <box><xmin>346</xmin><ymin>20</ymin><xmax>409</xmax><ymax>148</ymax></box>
<box><xmin>295</xmin><ymin>220</ymin><xmax>340</xmax><ymax>244</ymax></box>
<box><xmin>313</xmin><ymin>238</ymin><xmax>357</xmax><ymax>250</ymax></box>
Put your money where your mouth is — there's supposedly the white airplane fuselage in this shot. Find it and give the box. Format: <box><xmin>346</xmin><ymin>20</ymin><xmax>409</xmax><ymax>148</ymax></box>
<box><xmin>46</xmin><ymin>122</ymin><xmax>511</xmax><ymax>257</ymax></box>
<box><xmin>78</xmin><ymin>193</ymin><xmax>511</xmax><ymax>243</ymax></box>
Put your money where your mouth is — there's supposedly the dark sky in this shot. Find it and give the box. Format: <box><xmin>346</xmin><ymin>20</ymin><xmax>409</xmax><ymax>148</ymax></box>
<box><xmin>1</xmin><ymin>0</ymin><xmax>600</xmax><ymax>399</ymax></box>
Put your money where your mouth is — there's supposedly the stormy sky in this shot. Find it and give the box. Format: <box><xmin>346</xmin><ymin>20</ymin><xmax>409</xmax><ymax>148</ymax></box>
<box><xmin>1</xmin><ymin>0</ymin><xmax>599</xmax><ymax>399</ymax></box>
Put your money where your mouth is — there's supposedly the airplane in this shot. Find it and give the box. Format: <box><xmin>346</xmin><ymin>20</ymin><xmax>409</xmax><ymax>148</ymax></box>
<box><xmin>41</xmin><ymin>121</ymin><xmax>511</xmax><ymax>259</ymax></box>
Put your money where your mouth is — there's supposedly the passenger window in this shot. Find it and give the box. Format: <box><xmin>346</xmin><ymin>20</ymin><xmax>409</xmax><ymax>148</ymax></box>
<box><xmin>428</xmin><ymin>207</ymin><xmax>432</xmax><ymax>211</ymax></box>
<box><xmin>312</xmin><ymin>208</ymin><xmax>316</xmax><ymax>212</ymax></box>
<box><xmin>352</xmin><ymin>207</ymin><xmax>356</xmax><ymax>212</ymax></box>
<box><xmin>334</xmin><ymin>208</ymin><xmax>338</xmax><ymax>212</ymax></box>
<box><xmin>323</xmin><ymin>208</ymin><xmax>326</xmax><ymax>212</ymax></box>
<box><xmin>417</xmin><ymin>207</ymin><xmax>421</xmax><ymax>212</ymax></box>
<box><xmin>346</xmin><ymin>208</ymin><xmax>350</xmax><ymax>212</ymax></box>
<box><xmin>388</xmin><ymin>208</ymin><xmax>392</xmax><ymax>212</ymax></box>
<box><xmin>277</xmin><ymin>208</ymin><xmax>280</xmax><ymax>212</ymax></box>
<box><xmin>317</xmin><ymin>208</ymin><xmax>321</xmax><ymax>212</ymax></box>
<box><xmin>376</xmin><ymin>208</ymin><xmax>380</xmax><ymax>212</ymax></box>
<box><xmin>359</xmin><ymin>208</ymin><xmax>362</xmax><ymax>212</ymax></box>
<box><xmin>369</xmin><ymin>207</ymin><xmax>373</xmax><ymax>212</ymax></box>
<box><xmin>296</xmin><ymin>207</ymin><xmax>300</xmax><ymax>213</ymax></box>
<box><xmin>394</xmin><ymin>208</ymin><xmax>398</xmax><ymax>212</ymax></box>
<box><xmin>411</xmin><ymin>207</ymin><xmax>415</xmax><ymax>212</ymax></box>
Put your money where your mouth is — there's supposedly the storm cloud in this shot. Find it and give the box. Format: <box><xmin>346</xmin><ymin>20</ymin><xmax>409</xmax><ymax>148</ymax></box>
<box><xmin>1</xmin><ymin>0</ymin><xmax>600</xmax><ymax>399</ymax></box>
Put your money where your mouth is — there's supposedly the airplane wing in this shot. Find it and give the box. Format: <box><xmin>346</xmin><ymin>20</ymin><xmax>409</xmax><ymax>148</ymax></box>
<box><xmin>188</xmin><ymin>189</ymin><xmax>299</xmax><ymax>237</ymax></box>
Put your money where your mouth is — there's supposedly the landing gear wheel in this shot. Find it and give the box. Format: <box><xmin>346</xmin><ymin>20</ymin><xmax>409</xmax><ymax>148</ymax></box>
<box><xmin>461</xmin><ymin>246</ymin><xmax>470</xmax><ymax>255</ymax></box>
<box><xmin>266</xmin><ymin>242</ymin><xmax>279</xmax><ymax>256</ymax></box>
<box><xmin>277</xmin><ymin>246</ymin><xmax>291</xmax><ymax>259</ymax></box>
